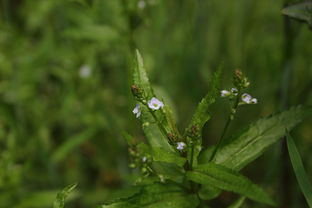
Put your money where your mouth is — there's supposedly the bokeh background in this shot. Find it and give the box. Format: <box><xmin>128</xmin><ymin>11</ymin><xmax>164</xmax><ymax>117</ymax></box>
<box><xmin>0</xmin><ymin>0</ymin><xmax>311</xmax><ymax>207</ymax></box>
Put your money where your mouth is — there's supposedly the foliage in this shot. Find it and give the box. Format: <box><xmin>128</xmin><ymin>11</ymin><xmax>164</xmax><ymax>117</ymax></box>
<box><xmin>287</xmin><ymin>133</ymin><xmax>312</xmax><ymax>207</ymax></box>
<box><xmin>101</xmin><ymin>50</ymin><xmax>311</xmax><ymax>207</ymax></box>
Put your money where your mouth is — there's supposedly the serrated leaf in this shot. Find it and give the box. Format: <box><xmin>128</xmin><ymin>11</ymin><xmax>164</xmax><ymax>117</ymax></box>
<box><xmin>53</xmin><ymin>183</ymin><xmax>77</xmax><ymax>208</ymax></box>
<box><xmin>212</xmin><ymin>106</ymin><xmax>312</xmax><ymax>170</ymax></box>
<box><xmin>133</xmin><ymin>51</ymin><xmax>177</xmax><ymax>152</ymax></box>
<box><xmin>185</xmin><ymin>69</ymin><xmax>221</xmax><ymax>167</ymax></box>
<box><xmin>133</xmin><ymin>50</ymin><xmax>154</xmax><ymax>99</ymax></box>
<box><xmin>101</xmin><ymin>183</ymin><xmax>199</xmax><ymax>208</ymax></box>
<box><xmin>228</xmin><ymin>197</ymin><xmax>245</xmax><ymax>208</ymax></box>
<box><xmin>287</xmin><ymin>133</ymin><xmax>312</xmax><ymax>208</ymax></box>
<box><xmin>186</xmin><ymin>163</ymin><xmax>275</xmax><ymax>206</ymax></box>
<box><xmin>187</xmin><ymin>68</ymin><xmax>221</xmax><ymax>132</ymax></box>
<box><xmin>282</xmin><ymin>2</ymin><xmax>312</xmax><ymax>26</ymax></box>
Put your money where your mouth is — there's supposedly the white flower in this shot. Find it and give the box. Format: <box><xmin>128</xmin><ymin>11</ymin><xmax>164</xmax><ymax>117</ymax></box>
<box><xmin>220</xmin><ymin>90</ymin><xmax>231</xmax><ymax>97</ymax></box>
<box><xmin>241</xmin><ymin>93</ymin><xmax>257</xmax><ymax>104</ymax></box>
<box><xmin>231</xmin><ymin>88</ymin><xmax>238</xmax><ymax>96</ymax></box>
<box><xmin>251</xmin><ymin>98</ymin><xmax>258</xmax><ymax>104</ymax></box>
<box><xmin>138</xmin><ymin>0</ymin><xmax>146</xmax><ymax>9</ymax></box>
<box><xmin>79</xmin><ymin>65</ymin><xmax>91</xmax><ymax>78</ymax></box>
<box><xmin>142</xmin><ymin>156</ymin><xmax>147</xmax><ymax>162</ymax></box>
<box><xmin>132</xmin><ymin>104</ymin><xmax>141</xmax><ymax>118</ymax></box>
<box><xmin>148</xmin><ymin>97</ymin><xmax>164</xmax><ymax>110</ymax></box>
<box><xmin>176</xmin><ymin>142</ymin><xmax>186</xmax><ymax>150</ymax></box>
<box><xmin>241</xmin><ymin>93</ymin><xmax>252</xmax><ymax>104</ymax></box>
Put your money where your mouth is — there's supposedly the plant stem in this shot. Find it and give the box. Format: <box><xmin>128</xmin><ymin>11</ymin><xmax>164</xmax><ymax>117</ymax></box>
<box><xmin>209</xmin><ymin>94</ymin><xmax>240</xmax><ymax>161</ymax></box>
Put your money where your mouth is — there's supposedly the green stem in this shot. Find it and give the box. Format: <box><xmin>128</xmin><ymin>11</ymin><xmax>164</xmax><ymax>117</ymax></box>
<box><xmin>210</xmin><ymin>94</ymin><xmax>241</xmax><ymax>161</ymax></box>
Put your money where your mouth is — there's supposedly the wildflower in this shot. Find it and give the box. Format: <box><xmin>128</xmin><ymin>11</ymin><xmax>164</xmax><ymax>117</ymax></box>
<box><xmin>148</xmin><ymin>97</ymin><xmax>164</xmax><ymax>110</ymax></box>
<box><xmin>221</xmin><ymin>90</ymin><xmax>231</xmax><ymax>97</ymax></box>
<box><xmin>79</xmin><ymin>65</ymin><xmax>91</xmax><ymax>78</ymax></box>
<box><xmin>138</xmin><ymin>0</ymin><xmax>146</xmax><ymax>9</ymax></box>
<box><xmin>176</xmin><ymin>142</ymin><xmax>186</xmax><ymax>150</ymax></box>
<box><xmin>231</xmin><ymin>88</ymin><xmax>238</xmax><ymax>96</ymax></box>
<box><xmin>132</xmin><ymin>104</ymin><xmax>141</xmax><ymax>118</ymax></box>
<box><xmin>251</xmin><ymin>98</ymin><xmax>258</xmax><ymax>104</ymax></box>
<box><xmin>142</xmin><ymin>156</ymin><xmax>147</xmax><ymax>162</ymax></box>
<box><xmin>241</xmin><ymin>93</ymin><xmax>257</xmax><ymax>104</ymax></box>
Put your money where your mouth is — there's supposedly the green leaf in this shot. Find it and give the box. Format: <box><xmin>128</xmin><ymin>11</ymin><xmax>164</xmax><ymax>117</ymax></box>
<box><xmin>212</xmin><ymin>106</ymin><xmax>312</xmax><ymax>170</ymax></box>
<box><xmin>133</xmin><ymin>50</ymin><xmax>176</xmax><ymax>152</ymax></box>
<box><xmin>228</xmin><ymin>197</ymin><xmax>246</xmax><ymax>208</ymax></box>
<box><xmin>151</xmin><ymin>162</ymin><xmax>185</xmax><ymax>183</ymax></box>
<box><xmin>187</xmin><ymin>68</ymin><xmax>221</xmax><ymax>132</ymax></box>
<box><xmin>101</xmin><ymin>183</ymin><xmax>199</xmax><ymax>208</ymax></box>
<box><xmin>133</xmin><ymin>50</ymin><xmax>154</xmax><ymax>99</ymax></box>
<box><xmin>151</xmin><ymin>147</ymin><xmax>186</xmax><ymax>167</ymax></box>
<box><xmin>287</xmin><ymin>133</ymin><xmax>312</xmax><ymax>208</ymax></box>
<box><xmin>198</xmin><ymin>185</ymin><xmax>221</xmax><ymax>200</ymax></box>
<box><xmin>282</xmin><ymin>2</ymin><xmax>312</xmax><ymax>26</ymax></box>
<box><xmin>186</xmin><ymin>163</ymin><xmax>275</xmax><ymax>206</ymax></box>
<box><xmin>53</xmin><ymin>183</ymin><xmax>77</xmax><ymax>208</ymax></box>
<box><xmin>185</xmin><ymin>68</ymin><xmax>221</xmax><ymax>167</ymax></box>
<box><xmin>140</xmin><ymin>106</ymin><xmax>174</xmax><ymax>152</ymax></box>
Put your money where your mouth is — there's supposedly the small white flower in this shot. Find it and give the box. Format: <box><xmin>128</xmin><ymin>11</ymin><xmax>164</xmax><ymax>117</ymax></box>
<box><xmin>231</xmin><ymin>88</ymin><xmax>238</xmax><ymax>96</ymax></box>
<box><xmin>220</xmin><ymin>90</ymin><xmax>231</xmax><ymax>97</ymax></box>
<box><xmin>132</xmin><ymin>104</ymin><xmax>141</xmax><ymax>118</ymax></box>
<box><xmin>137</xmin><ymin>0</ymin><xmax>146</xmax><ymax>9</ymax></box>
<box><xmin>79</xmin><ymin>65</ymin><xmax>91</xmax><ymax>78</ymax></box>
<box><xmin>241</xmin><ymin>93</ymin><xmax>252</xmax><ymax>104</ymax></box>
<box><xmin>148</xmin><ymin>97</ymin><xmax>164</xmax><ymax>110</ymax></box>
<box><xmin>241</xmin><ymin>93</ymin><xmax>257</xmax><ymax>104</ymax></box>
<box><xmin>176</xmin><ymin>142</ymin><xmax>186</xmax><ymax>150</ymax></box>
<box><xmin>142</xmin><ymin>156</ymin><xmax>147</xmax><ymax>162</ymax></box>
<box><xmin>251</xmin><ymin>98</ymin><xmax>258</xmax><ymax>104</ymax></box>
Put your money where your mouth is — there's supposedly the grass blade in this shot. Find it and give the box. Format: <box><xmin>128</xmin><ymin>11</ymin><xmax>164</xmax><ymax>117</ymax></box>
<box><xmin>287</xmin><ymin>133</ymin><xmax>312</xmax><ymax>208</ymax></box>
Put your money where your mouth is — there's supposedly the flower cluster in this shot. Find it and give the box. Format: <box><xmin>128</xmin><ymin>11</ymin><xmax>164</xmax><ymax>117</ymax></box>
<box><xmin>220</xmin><ymin>70</ymin><xmax>258</xmax><ymax>105</ymax></box>
<box><xmin>241</xmin><ymin>93</ymin><xmax>257</xmax><ymax>105</ymax></box>
<box><xmin>221</xmin><ymin>88</ymin><xmax>238</xmax><ymax>98</ymax></box>
<box><xmin>132</xmin><ymin>97</ymin><xmax>164</xmax><ymax>118</ymax></box>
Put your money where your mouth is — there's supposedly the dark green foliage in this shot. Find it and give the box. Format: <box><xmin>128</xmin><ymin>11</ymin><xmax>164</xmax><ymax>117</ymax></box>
<box><xmin>282</xmin><ymin>2</ymin><xmax>312</xmax><ymax>27</ymax></box>
<box><xmin>186</xmin><ymin>163</ymin><xmax>274</xmax><ymax>205</ymax></box>
<box><xmin>287</xmin><ymin>133</ymin><xmax>312</xmax><ymax>207</ymax></box>
<box><xmin>211</xmin><ymin>106</ymin><xmax>312</xmax><ymax>170</ymax></box>
<box><xmin>101</xmin><ymin>183</ymin><xmax>199</xmax><ymax>208</ymax></box>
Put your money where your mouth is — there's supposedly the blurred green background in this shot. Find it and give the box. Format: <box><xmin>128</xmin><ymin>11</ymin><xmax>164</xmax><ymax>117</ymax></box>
<box><xmin>0</xmin><ymin>0</ymin><xmax>311</xmax><ymax>207</ymax></box>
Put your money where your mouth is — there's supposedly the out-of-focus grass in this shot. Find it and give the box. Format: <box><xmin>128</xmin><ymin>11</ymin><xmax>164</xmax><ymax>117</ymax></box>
<box><xmin>0</xmin><ymin>0</ymin><xmax>311</xmax><ymax>207</ymax></box>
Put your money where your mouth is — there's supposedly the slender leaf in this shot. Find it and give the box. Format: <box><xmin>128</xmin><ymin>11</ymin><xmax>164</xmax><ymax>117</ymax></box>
<box><xmin>187</xmin><ymin>68</ymin><xmax>221</xmax><ymax>132</ymax></box>
<box><xmin>186</xmin><ymin>163</ymin><xmax>275</xmax><ymax>205</ymax></box>
<box><xmin>228</xmin><ymin>197</ymin><xmax>246</xmax><ymax>208</ymax></box>
<box><xmin>53</xmin><ymin>183</ymin><xmax>77</xmax><ymax>208</ymax></box>
<box><xmin>282</xmin><ymin>2</ymin><xmax>312</xmax><ymax>26</ymax></box>
<box><xmin>287</xmin><ymin>133</ymin><xmax>312</xmax><ymax>208</ymax></box>
<box><xmin>101</xmin><ymin>183</ymin><xmax>199</xmax><ymax>208</ymax></box>
<box><xmin>212</xmin><ymin>106</ymin><xmax>312</xmax><ymax>170</ymax></box>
